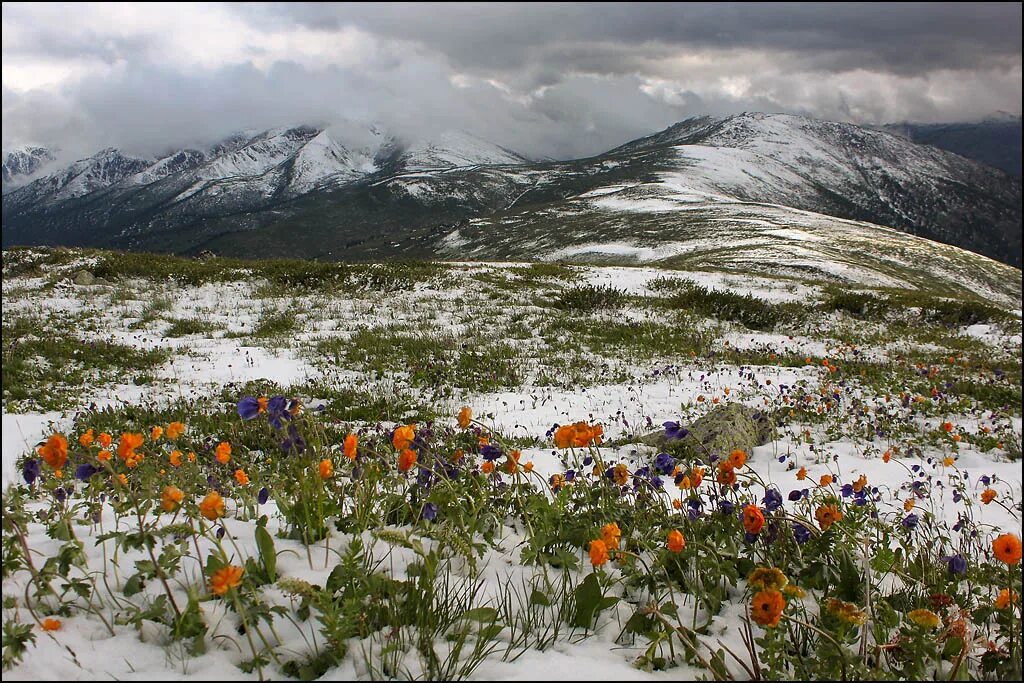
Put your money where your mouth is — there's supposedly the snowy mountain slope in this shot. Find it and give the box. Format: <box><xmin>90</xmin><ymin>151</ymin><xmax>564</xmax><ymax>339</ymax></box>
<box><xmin>1</xmin><ymin>146</ymin><xmax>58</xmax><ymax>190</ymax></box>
<box><xmin>2</xmin><ymin>114</ymin><xmax>1020</xmax><ymax>268</ymax></box>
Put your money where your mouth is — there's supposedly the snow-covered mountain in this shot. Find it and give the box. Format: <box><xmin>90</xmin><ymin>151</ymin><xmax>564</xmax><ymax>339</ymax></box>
<box><xmin>2</xmin><ymin>114</ymin><xmax>1020</xmax><ymax>268</ymax></box>
<box><xmin>1</xmin><ymin>146</ymin><xmax>58</xmax><ymax>190</ymax></box>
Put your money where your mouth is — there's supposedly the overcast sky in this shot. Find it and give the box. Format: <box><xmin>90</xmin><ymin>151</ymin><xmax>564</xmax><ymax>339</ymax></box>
<box><xmin>2</xmin><ymin>2</ymin><xmax>1021</xmax><ymax>161</ymax></box>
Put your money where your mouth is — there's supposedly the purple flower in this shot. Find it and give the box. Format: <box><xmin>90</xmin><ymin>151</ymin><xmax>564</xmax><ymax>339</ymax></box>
<box><xmin>902</xmin><ymin>513</ymin><xmax>919</xmax><ymax>530</ymax></box>
<box><xmin>75</xmin><ymin>463</ymin><xmax>99</xmax><ymax>480</ymax></box>
<box><xmin>565</xmin><ymin>469</ymin><xmax>577</xmax><ymax>482</ymax></box>
<box><xmin>788</xmin><ymin>489</ymin><xmax>804</xmax><ymax>502</ymax></box>
<box><xmin>719</xmin><ymin>500</ymin><xmax>735</xmax><ymax>515</ymax></box>
<box><xmin>480</xmin><ymin>444</ymin><xmax>502</xmax><ymax>461</ymax></box>
<box><xmin>946</xmin><ymin>554</ymin><xmax>967</xmax><ymax>575</ymax></box>
<box><xmin>22</xmin><ymin>459</ymin><xmax>40</xmax><ymax>486</ymax></box>
<box><xmin>655</xmin><ymin>452</ymin><xmax>675</xmax><ymax>475</ymax></box>
<box><xmin>763</xmin><ymin>488</ymin><xmax>782</xmax><ymax>512</ymax></box>
<box><xmin>663</xmin><ymin>421</ymin><xmax>689</xmax><ymax>440</ymax></box>
<box><xmin>793</xmin><ymin>523</ymin><xmax>811</xmax><ymax>544</ymax></box>
<box><xmin>258</xmin><ymin>487</ymin><xmax>269</xmax><ymax>505</ymax></box>
<box><xmin>237</xmin><ymin>396</ymin><xmax>261</xmax><ymax>421</ymax></box>
<box><xmin>980</xmin><ymin>475</ymin><xmax>991</xmax><ymax>486</ymax></box>
<box><xmin>421</xmin><ymin>502</ymin><xmax>438</xmax><ymax>522</ymax></box>
<box><xmin>841</xmin><ymin>483</ymin><xmax>854</xmax><ymax>498</ymax></box>
<box><xmin>743</xmin><ymin>532</ymin><xmax>759</xmax><ymax>545</ymax></box>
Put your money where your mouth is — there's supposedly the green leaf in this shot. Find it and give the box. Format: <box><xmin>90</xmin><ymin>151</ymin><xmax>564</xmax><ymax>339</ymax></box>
<box><xmin>529</xmin><ymin>589</ymin><xmax>551</xmax><ymax>606</ymax></box>
<box><xmin>572</xmin><ymin>572</ymin><xmax>604</xmax><ymax>628</ymax></box>
<box><xmin>462</xmin><ymin>607</ymin><xmax>498</xmax><ymax>623</ymax></box>
<box><xmin>255</xmin><ymin>526</ymin><xmax>277</xmax><ymax>582</ymax></box>
<box><xmin>123</xmin><ymin>573</ymin><xmax>145</xmax><ymax>597</ymax></box>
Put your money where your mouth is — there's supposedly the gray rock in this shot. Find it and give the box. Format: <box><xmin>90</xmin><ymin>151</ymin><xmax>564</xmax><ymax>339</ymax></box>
<box><xmin>635</xmin><ymin>402</ymin><xmax>776</xmax><ymax>458</ymax></box>
<box><xmin>71</xmin><ymin>269</ymin><xmax>96</xmax><ymax>286</ymax></box>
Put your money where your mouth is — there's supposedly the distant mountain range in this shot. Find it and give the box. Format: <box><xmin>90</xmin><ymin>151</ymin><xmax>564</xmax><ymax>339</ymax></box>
<box><xmin>879</xmin><ymin>114</ymin><xmax>1021</xmax><ymax>177</ymax></box>
<box><xmin>2</xmin><ymin>113</ymin><xmax>1020</xmax><ymax>268</ymax></box>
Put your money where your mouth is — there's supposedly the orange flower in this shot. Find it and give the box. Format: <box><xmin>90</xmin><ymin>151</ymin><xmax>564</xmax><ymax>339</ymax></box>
<box><xmin>98</xmin><ymin>432</ymin><xmax>113</xmax><ymax>448</ymax></box>
<box><xmin>717</xmin><ymin>465</ymin><xmax>737</xmax><ymax>486</ymax></box>
<box><xmin>815</xmin><ymin>504</ymin><xmax>843</xmax><ymax>531</ymax></box>
<box><xmin>612</xmin><ymin>463</ymin><xmax>629</xmax><ymax>486</ymax></box>
<box><xmin>209</xmin><ymin>565</ymin><xmax>244</xmax><ymax>596</ymax></box>
<box><xmin>504</xmin><ymin>457</ymin><xmax>518</xmax><ymax>474</ymax></box>
<box><xmin>852</xmin><ymin>474</ymin><xmax>867</xmax><ymax>493</ymax></box>
<box><xmin>79</xmin><ymin>429</ymin><xmax>95</xmax><ymax>447</ymax></box>
<box><xmin>601</xmin><ymin>522</ymin><xmax>622</xmax><ymax>550</ymax></box>
<box><xmin>995</xmin><ymin>588</ymin><xmax>1019</xmax><ymax>609</ymax></box>
<box><xmin>117</xmin><ymin>473</ymin><xmax>128</xmax><ymax>486</ymax></box>
<box><xmin>743</xmin><ymin>505</ymin><xmax>765</xmax><ymax>534</ymax></box>
<box><xmin>161</xmin><ymin>486</ymin><xmax>184</xmax><ymax>512</ymax></box>
<box><xmin>819</xmin><ymin>474</ymin><xmax>833</xmax><ymax>487</ymax></box>
<box><xmin>150</xmin><ymin>426</ymin><xmax>163</xmax><ymax>441</ymax></box>
<box><xmin>589</xmin><ymin>539</ymin><xmax>609</xmax><ymax>567</ymax></box>
<box><xmin>393</xmin><ymin>424</ymin><xmax>417</xmax><ymax>450</ymax></box>
<box><xmin>343</xmin><ymin>433</ymin><xmax>358</xmax><ymax>460</ymax></box>
<box><xmin>188</xmin><ymin>451</ymin><xmax>196</xmax><ymax>462</ymax></box>
<box><xmin>981</xmin><ymin>489</ymin><xmax>997</xmax><ymax>505</ymax></box>
<box><xmin>41</xmin><ymin>617</ymin><xmax>62</xmax><ymax>631</ymax></box>
<box><xmin>117</xmin><ymin>432</ymin><xmax>144</xmax><ymax>461</ymax></box>
<box><xmin>458</xmin><ymin>406</ymin><xmax>472</xmax><ymax>429</ymax></box>
<box><xmin>993</xmin><ymin>533</ymin><xmax>1022</xmax><ymax>565</ymax></box>
<box><xmin>690</xmin><ymin>466</ymin><xmax>704</xmax><ymax>487</ymax></box>
<box><xmin>398</xmin><ymin>448</ymin><xmax>417</xmax><ymax>472</ymax></box>
<box><xmin>943</xmin><ymin>456</ymin><xmax>955</xmax><ymax>467</ymax></box>
<box><xmin>904</xmin><ymin>498</ymin><xmax>915</xmax><ymax>512</ymax></box>
<box><xmin>941</xmin><ymin>421</ymin><xmax>953</xmax><ymax>432</ymax></box>
<box><xmin>796</xmin><ymin>466</ymin><xmax>807</xmax><ymax>480</ymax></box>
<box><xmin>38</xmin><ymin>434</ymin><xmax>69</xmax><ymax>470</ymax></box>
<box><xmin>481</xmin><ymin>461</ymin><xmax>495</xmax><ymax>474</ymax></box>
<box><xmin>318</xmin><ymin>459</ymin><xmax>333</xmax><ymax>480</ymax></box>
<box><xmin>667</xmin><ymin>529</ymin><xmax>685</xmax><ymax>553</ymax></box>
<box><xmin>882</xmin><ymin>450</ymin><xmax>891</xmax><ymax>463</ymax></box>
<box><xmin>751</xmin><ymin>590</ymin><xmax>785</xmax><ymax>628</ymax></box>
<box><xmin>215</xmin><ymin>441</ymin><xmax>232</xmax><ymax>464</ymax></box>
<box><xmin>673</xmin><ymin>499</ymin><xmax>682</xmax><ymax>510</ymax></box>
<box><xmin>166</xmin><ymin>421</ymin><xmax>186</xmax><ymax>439</ymax></box>
<box><xmin>677</xmin><ymin>475</ymin><xmax>692</xmax><ymax>489</ymax></box>
<box><xmin>727</xmin><ymin>449</ymin><xmax>747</xmax><ymax>469</ymax></box>
<box><xmin>258</xmin><ymin>396</ymin><xmax>269</xmax><ymax>412</ymax></box>
<box><xmin>199</xmin><ymin>491</ymin><xmax>225</xmax><ymax>521</ymax></box>
<box><xmin>524</xmin><ymin>461</ymin><xmax>534</xmax><ymax>473</ymax></box>
<box><xmin>97</xmin><ymin>449</ymin><xmax>112</xmax><ymax>462</ymax></box>
<box><xmin>451</xmin><ymin>448</ymin><xmax>465</xmax><ymax>463</ymax></box>
<box><xmin>235</xmin><ymin>468</ymin><xmax>250</xmax><ymax>485</ymax></box>
<box><xmin>550</xmin><ymin>473</ymin><xmax>565</xmax><ymax>492</ymax></box>
<box><xmin>169</xmin><ymin>450</ymin><xmax>183</xmax><ymax>467</ymax></box>
<box><xmin>553</xmin><ymin>424</ymin><xmax>575</xmax><ymax>449</ymax></box>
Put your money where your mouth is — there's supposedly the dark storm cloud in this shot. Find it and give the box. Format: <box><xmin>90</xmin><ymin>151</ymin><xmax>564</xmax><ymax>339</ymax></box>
<box><xmin>2</xmin><ymin>3</ymin><xmax>1020</xmax><ymax>161</ymax></box>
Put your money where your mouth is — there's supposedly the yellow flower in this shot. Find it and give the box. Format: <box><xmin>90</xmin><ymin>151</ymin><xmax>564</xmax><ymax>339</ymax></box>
<box><xmin>907</xmin><ymin>609</ymin><xmax>941</xmax><ymax>629</ymax></box>
<box><xmin>827</xmin><ymin>599</ymin><xmax>867</xmax><ymax>625</ymax></box>
<box><xmin>209</xmin><ymin>565</ymin><xmax>244</xmax><ymax>596</ymax></box>
<box><xmin>748</xmin><ymin>567</ymin><xmax>788</xmax><ymax>592</ymax></box>
<box><xmin>199</xmin><ymin>491</ymin><xmax>225</xmax><ymax>521</ymax></box>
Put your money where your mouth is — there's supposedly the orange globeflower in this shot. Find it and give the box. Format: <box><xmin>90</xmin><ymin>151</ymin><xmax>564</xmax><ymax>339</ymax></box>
<box><xmin>601</xmin><ymin>522</ymin><xmax>622</xmax><ymax>550</ymax></box>
<box><xmin>166</xmin><ymin>421</ymin><xmax>186</xmax><ymax>439</ymax></box>
<box><xmin>97</xmin><ymin>449</ymin><xmax>112</xmax><ymax>462</ymax></box>
<box><xmin>209</xmin><ymin>565</ymin><xmax>244</xmax><ymax>596</ymax></box>
<box><xmin>981</xmin><ymin>489</ymin><xmax>998</xmax><ymax>505</ymax></box>
<box><xmin>458</xmin><ymin>407</ymin><xmax>472</xmax><ymax>429</ymax></box>
<box><xmin>995</xmin><ymin>588</ymin><xmax>1019</xmax><ymax>609</ymax></box>
<box><xmin>524</xmin><ymin>461</ymin><xmax>534</xmax><ymax>473</ymax></box>
<box><xmin>941</xmin><ymin>421</ymin><xmax>953</xmax><ymax>432</ymax></box>
<box><xmin>215</xmin><ymin>441</ymin><xmax>232</xmax><ymax>464</ymax></box>
<box><xmin>393</xmin><ymin>425</ymin><xmax>416</xmax><ymax>450</ymax></box>
<box><xmin>667</xmin><ymin>529</ymin><xmax>685</xmax><ymax>553</ymax></box>
<box><xmin>117</xmin><ymin>432</ymin><xmax>144</xmax><ymax>461</ymax></box>
<box><xmin>904</xmin><ymin>499</ymin><xmax>915</xmax><ymax>512</ymax></box>
<box><xmin>727</xmin><ymin>449</ymin><xmax>747</xmax><ymax>469</ymax></box>
<box><xmin>717</xmin><ymin>465</ymin><xmax>737</xmax><ymax>486</ymax></box>
<box><xmin>235</xmin><ymin>469</ymin><xmax>250</xmax><ymax>486</ymax></box>
<box><xmin>993</xmin><ymin>533</ymin><xmax>1022</xmax><ymax>565</ymax></box>
<box><xmin>79</xmin><ymin>429</ymin><xmax>95</xmax><ymax>447</ymax></box>
<box><xmin>819</xmin><ymin>474</ymin><xmax>833</xmax><ymax>487</ymax></box>
<box><xmin>169</xmin><ymin>450</ymin><xmax>183</xmax><ymax>467</ymax></box>
<box><xmin>882</xmin><ymin>450</ymin><xmax>892</xmax><ymax>463</ymax></box>
<box><xmin>199</xmin><ymin>491</ymin><xmax>225</xmax><ymax>521</ymax></box>
<box><xmin>796</xmin><ymin>467</ymin><xmax>807</xmax><ymax>480</ymax></box>
<box><xmin>612</xmin><ymin>463</ymin><xmax>629</xmax><ymax>486</ymax></box>
<box><xmin>673</xmin><ymin>499</ymin><xmax>682</xmax><ymax>510</ymax></box>
<box><xmin>38</xmin><ymin>434</ymin><xmax>69</xmax><ymax>470</ymax></box>
<box><xmin>41</xmin><ymin>618</ymin><xmax>62</xmax><ymax>631</ymax></box>
<box><xmin>852</xmin><ymin>474</ymin><xmax>868</xmax><ymax>493</ymax></box>
<box><xmin>318</xmin><ymin>459</ymin><xmax>333</xmax><ymax>480</ymax></box>
<box><xmin>553</xmin><ymin>424</ymin><xmax>575</xmax><ymax>449</ymax></box>
<box><xmin>589</xmin><ymin>539</ymin><xmax>609</xmax><ymax>567</ymax></box>
<box><xmin>815</xmin><ymin>504</ymin><xmax>843</xmax><ymax>531</ymax></box>
<box><xmin>343</xmin><ymin>433</ymin><xmax>358</xmax><ymax>460</ymax></box>
<box><xmin>691</xmin><ymin>466</ymin><xmax>705</xmax><ymax>487</ymax></box>
<box><xmin>481</xmin><ymin>461</ymin><xmax>495</xmax><ymax>474</ymax></box>
<box><xmin>161</xmin><ymin>486</ymin><xmax>184</xmax><ymax>512</ymax></box>
<box><xmin>150</xmin><ymin>426</ymin><xmax>163</xmax><ymax>441</ymax></box>
<box><xmin>398</xmin><ymin>448</ymin><xmax>417</xmax><ymax>472</ymax></box>
<box><xmin>743</xmin><ymin>505</ymin><xmax>765</xmax><ymax>534</ymax></box>
<box><xmin>98</xmin><ymin>432</ymin><xmax>113</xmax><ymax>448</ymax></box>
<box><xmin>751</xmin><ymin>590</ymin><xmax>786</xmax><ymax>628</ymax></box>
